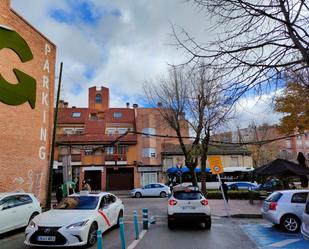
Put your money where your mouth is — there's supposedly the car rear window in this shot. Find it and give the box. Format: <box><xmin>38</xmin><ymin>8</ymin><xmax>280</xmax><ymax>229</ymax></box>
<box><xmin>55</xmin><ymin>196</ymin><xmax>99</xmax><ymax>210</ymax></box>
<box><xmin>173</xmin><ymin>191</ymin><xmax>202</xmax><ymax>200</ymax></box>
<box><xmin>265</xmin><ymin>192</ymin><xmax>283</xmax><ymax>202</ymax></box>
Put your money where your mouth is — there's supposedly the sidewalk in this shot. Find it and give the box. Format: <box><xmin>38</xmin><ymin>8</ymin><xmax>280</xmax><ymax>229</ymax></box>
<box><xmin>208</xmin><ymin>199</ymin><xmax>263</xmax><ymax>218</ymax></box>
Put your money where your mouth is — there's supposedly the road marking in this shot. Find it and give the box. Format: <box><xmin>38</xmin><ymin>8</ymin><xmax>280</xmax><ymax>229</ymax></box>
<box><xmin>127</xmin><ymin>230</ymin><xmax>147</xmax><ymax>249</ymax></box>
<box><xmin>268</xmin><ymin>239</ymin><xmax>301</xmax><ymax>247</ymax></box>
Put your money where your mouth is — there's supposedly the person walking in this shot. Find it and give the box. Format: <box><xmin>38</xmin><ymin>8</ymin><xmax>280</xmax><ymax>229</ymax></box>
<box><xmin>221</xmin><ymin>180</ymin><xmax>229</xmax><ymax>202</ymax></box>
<box><xmin>56</xmin><ymin>186</ymin><xmax>63</xmax><ymax>204</ymax></box>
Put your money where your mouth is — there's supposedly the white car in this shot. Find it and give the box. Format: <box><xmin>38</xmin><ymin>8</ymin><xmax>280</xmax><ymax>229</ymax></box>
<box><xmin>261</xmin><ymin>190</ymin><xmax>309</xmax><ymax>232</ymax></box>
<box><xmin>167</xmin><ymin>186</ymin><xmax>211</xmax><ymax>229</ymax></box>
<box><xmin>24</xmin><ymin>191</ymin><xmax>124</xmax><ymax>247</ymax></box>
<box><xmin>0</xmin><ymin>192</ymin><xmax>41</xmax><ymax>234</ymax></box>
<box><xmin>301</xmin><ymin>195</ymin><xmax>309</xmax><ymax>240</ymax></box>
<box><xmin>131</xmin><ymin>183</ymin><xmax>171</xmax><ymax>198</ymax></box>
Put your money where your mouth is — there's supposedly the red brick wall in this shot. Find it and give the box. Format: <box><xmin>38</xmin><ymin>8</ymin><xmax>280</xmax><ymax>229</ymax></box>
<box><xmin>0</xmin><ymin>1</ymin><xmax>56</xmax><ymax>204</ymax></box>
<box><xmin>88</xmin><ymin>86</ymin><xmax>109</xmax><ymax>111</ymax></box>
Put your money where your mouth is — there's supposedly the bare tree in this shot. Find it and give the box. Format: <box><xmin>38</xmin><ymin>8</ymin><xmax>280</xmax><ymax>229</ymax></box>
<box><xmin>174</xmin><ymin>0</ymin><xmax>309</xmax><ymax>100</ymax></box>
<box><xmin>144</xmin><ymin>65</ymin><xmax>233</xmax><ymax>194</ymax></box>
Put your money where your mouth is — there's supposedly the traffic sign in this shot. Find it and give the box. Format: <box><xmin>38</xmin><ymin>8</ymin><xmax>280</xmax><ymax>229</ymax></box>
<box><xmin>208</xmin><ymin>156</ymin><xmax>224</xmax><ymax>175</ymax></box>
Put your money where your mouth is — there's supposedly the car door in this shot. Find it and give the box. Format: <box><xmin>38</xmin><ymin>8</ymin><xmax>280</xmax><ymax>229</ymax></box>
<box><xmin>14</xmin><ymin>194</ymin><xmax>34</xmax><ymax>227</ymax></box>
<box><xmin>143</xmin><ymin>184</ymin><xmax>153</xmax><ymax>196</ymax></box>
<box><xmin>0</xmin><ymin>195</ymin><xmax>24</xmax><ymax>233</ymax></box>
<box><xmin>98</xmin><ymin>196</ymin><xmax>112</xmax><ymax>231</ymax></box>
<box><xmin>154</xmin><ymin>184</ymin><xmax>163</xmax><ymax>196</ymax></box>
<box><xmin>106</xmin><ymin>194</ymin><xmax>118</xmax><ymax>225</ymax></box>
<box><xmin>291</xmin><ymin>192</ymin><xmax>309</xmax><ymax>218</ymax></box>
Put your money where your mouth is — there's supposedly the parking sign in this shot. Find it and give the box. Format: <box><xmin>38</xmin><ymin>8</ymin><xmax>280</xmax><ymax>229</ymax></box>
<box><xmin>208</xmin><ymin>156</ymin><xmax>224</xmax><ymax>175</ymax></box>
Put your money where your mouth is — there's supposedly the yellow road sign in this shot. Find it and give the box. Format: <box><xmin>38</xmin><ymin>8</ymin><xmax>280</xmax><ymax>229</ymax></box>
<box><xmin>208</xmin><ymin>156</ymin><xmax>224</xmax><ymax>175</ymax></box>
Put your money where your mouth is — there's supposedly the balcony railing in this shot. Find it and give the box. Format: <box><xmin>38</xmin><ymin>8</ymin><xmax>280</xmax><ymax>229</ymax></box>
<box><xmin>105</xmin><ymin>154</ymin><xmax>127</xmax><ymax>161</ymax></box>
<box><xmin>58</xmin><ymin>154</ymin><xmax>81</xmax><ymax>162</ymax></box>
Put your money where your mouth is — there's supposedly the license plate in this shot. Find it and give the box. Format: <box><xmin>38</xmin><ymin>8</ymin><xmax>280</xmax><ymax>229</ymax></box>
<box><xmin>37</xmin><ymin>236</ymin><xmax>56</xmax><ymax>242</ymax></box>
<box><xmin>182</xmin><ymin>206</ymin><xmax>195</xmax><ymax>210</ymax></box>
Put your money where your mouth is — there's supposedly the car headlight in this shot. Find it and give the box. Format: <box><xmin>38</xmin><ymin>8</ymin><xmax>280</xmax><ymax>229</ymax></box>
<box><xmin>66</xmin><ymin>220</ymin><xmax>89</xmax><ymax>229</ymax></box>
<box><xmin>29</xmin><ymin>220</ymin><xmax>36</xmax><ymax>229</ymax></box>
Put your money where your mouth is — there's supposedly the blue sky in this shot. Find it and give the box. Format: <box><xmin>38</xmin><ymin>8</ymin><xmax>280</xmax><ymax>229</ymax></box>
<box><xmin>11</xmin><ymin>0</ymin><xmax>282</xmax><ymax>130</ymax></box>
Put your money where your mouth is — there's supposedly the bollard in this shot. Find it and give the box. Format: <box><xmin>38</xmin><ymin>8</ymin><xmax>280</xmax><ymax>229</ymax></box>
<box><xmin>119</xmin><ymin>217</ymin><xmax>126</xmax><ymax>249</ymax></box>
<box><xmin>133</xmin><ymin>210</ymin><xmax>139</xmax><ymax>240</ymax></box>
<box><xmin>142</xmin><ymin>208</ymin><xmax>148</xmax><ymax>230</ymax></box>
<box><xmin>97</xmin><ymin>230</ymin><xmax>103</xmax><ymax>249</ymax></box>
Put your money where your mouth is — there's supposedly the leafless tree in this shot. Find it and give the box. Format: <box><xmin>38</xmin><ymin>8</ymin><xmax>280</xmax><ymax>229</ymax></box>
<box><xmin>174</xmin><ymin>0</ymin><xmax>309</xmax><ymax>100</ymax></box>
<box><xmin>144</xmin><ymin>65</ymin><xmax>233</xmax><ymax>194</ymax></box>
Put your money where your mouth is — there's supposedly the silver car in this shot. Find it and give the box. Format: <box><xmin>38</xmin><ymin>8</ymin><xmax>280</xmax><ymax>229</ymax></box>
<box><xmin>130</xmin><ymin>183</ymin><xmax>171</xmax><ymax>198</ymax></box>
<box><xmin>261</xmin><ymin>190</ymin><xmax>309</xmax><ymax>233</ymax></box>
<box><xmin>301</xmin><ymin>194</ymin><xmax>309</xmax><ymax>240</ymax></box>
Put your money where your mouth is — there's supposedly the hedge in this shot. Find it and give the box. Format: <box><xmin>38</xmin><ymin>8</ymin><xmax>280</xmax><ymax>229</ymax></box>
<box><xmin>205</xmin><ymin>190</ymin><xmax>260</xmax><ymax>200</ymax></box>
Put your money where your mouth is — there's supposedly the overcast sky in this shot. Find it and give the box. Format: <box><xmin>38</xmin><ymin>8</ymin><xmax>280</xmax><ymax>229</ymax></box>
<box><xmin>11</xmin><ymin>0</ymin><xmax>282</xmax><ymax>130</ymax></box>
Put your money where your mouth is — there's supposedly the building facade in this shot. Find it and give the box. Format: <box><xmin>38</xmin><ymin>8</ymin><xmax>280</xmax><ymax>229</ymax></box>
<box><xmin>0</xmin><ymin>0</ymin><xmax>56</xmax><ymax>204</ymax></box>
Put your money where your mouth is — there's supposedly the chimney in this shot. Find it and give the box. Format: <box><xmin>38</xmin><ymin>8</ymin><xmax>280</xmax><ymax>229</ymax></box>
<box><xmin>72</xmin><ymin>106</ymin><xmax>76</xmax><ymax>108</ymax></box>
<box><xmin>133</xmin><ymin>104</ymin><xmax>138</xmax><ymax>109</ymax></box>
<box><xmin>64</xmin><ymin>102</ymin><xmax>68</xmax><ymax>108</ymax></box>
<box><xmin>126</xmin><ymin>102</ymin><xmax>130</xmax><ymax>108</ymax></box>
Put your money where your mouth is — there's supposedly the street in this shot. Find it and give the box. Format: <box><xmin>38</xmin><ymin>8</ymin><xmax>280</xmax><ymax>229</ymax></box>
<box><xmin>1</xmin><ymin>197</ymin><xmax>309</xmax><ymax>249</ymax></box>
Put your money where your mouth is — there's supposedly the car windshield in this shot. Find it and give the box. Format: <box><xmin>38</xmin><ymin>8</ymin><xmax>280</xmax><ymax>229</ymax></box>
<box><xmin>55</xmin><ymin>196</ymin><xmax>99</xmax><ymax>210</ymax></box>
<box><xmin>173</xmin><ymin>191</ymin><xmax>202</xmax><ymax>200</ymax></box>
<box><xmin>265</xmin><ymin>192</ymin><xmax>282</xmax><ymax>202</ymax></box>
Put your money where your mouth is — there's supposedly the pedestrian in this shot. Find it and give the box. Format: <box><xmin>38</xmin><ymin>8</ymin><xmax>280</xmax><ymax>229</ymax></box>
<box><xmin>56</xmin><ymin>186</ymin><xmax>63</xmax><ymax>204</ymax></box>
<box><xmin>221</xmin><ymin>180</ymin><xmax>229</xmax><ymax>202</ymax></box>
<box><xmin>82</xmin><ymin>180</ymin><xmax>91</xmax><ymax>191</ymax></box>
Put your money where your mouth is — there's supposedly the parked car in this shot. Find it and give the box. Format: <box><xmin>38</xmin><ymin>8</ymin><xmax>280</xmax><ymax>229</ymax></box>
<box><xmin>254</xmin><ymin>179</ymin><xmax>284</xmax><ymax>191</ymax></box>
<box><xmin>167</xmin><ymin>186</ymin><xmax>211</xmax><ymax>229</ymax></box>
<box><xmin>228</xmin><ymin>182</ymin><xmax>258</xmax><ymax>191</ymax></box>
<box><xmin>131</xmin><ymin>183</ymin><xmax>170</xmax><ymax>198</ymax></box>
<box><xmin>261</xmin><ymin>190</ymin><xmax>309</xmax><ymax>233</ymax></box>
<box><xmin>0</xmin><ymin>192</ymin><xmax>41</xmax><ymax>234</ymax></box>
<box><xmin>24</xmin><ymin>191</ymin><xmax>124</xmax><ymax>247</ymax></box>
<box><xmin>301</xmin><ymin>194</ymin><xmax>309</xmax><ymax>240</ymax></box>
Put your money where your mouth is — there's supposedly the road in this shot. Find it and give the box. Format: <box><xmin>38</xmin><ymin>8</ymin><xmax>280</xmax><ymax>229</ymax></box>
<box><xmin>1</xmin><ymin>197</ymin><xmax>309</xmax><ymax>249</ymax></box>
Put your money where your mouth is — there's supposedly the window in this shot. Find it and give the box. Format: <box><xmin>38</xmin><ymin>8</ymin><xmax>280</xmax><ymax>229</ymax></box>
<box><xmin>95</xmin><ymin>94</ymin><xmax>102</xmax><ymax>103</ymax></box>
<box><xmin>143</xmin><ymin>148</ymin><xmax>156</xmax><ymax>158</ymax></box>
<box><xmin>297</xmin><ymin>140</ymin><xmax>303</xmax><ymax>149</ymax></box>
<box><xmin>106</xmin><ymin>128</ymin><xmax>116</xmax><ymax>135</ymax></box>
<box><xmin>297</xmin><ymin>135</ymin><xmax>302</xmax><ymax>140</ymax></box>
<box><xmin>113</xmin><ymin>112</ymin><xmax>122</xmax><ymax>118</ymax></box>
<box><xmin>75</xmin><ymin>128</ymin><xmax>84</xmax><ymax>135</ymax></box>
<box><xmin>291</xmin><ymin>193</ymin><xmax>308</xmax><ymax>204</ymax></box>
<box><xmin>106</xmin><ymin>147</ymin><xmax>114</xmax><ymax>155</ymax></box>
<box><xmin>89</xmin><ymin>113</ymin><xmax>97</xmax><ymax>120</ymax></box>
<box><xmin>72</xmin><ymin>112</ymin><xmax>81</xmax><ymax>118</ymax></box>
<box><xmin>64</xmin><ymin>128</ymin><xmax>74</xmax><ymax>135</ymax></box>
<box><xmin>230</xmin><ymin>156</ymin><xmax>239</xmax><ymax>167</ymax></box>
<box><xmin>84</xmin><ymin>150</ymin><xmax>93</xmax><ymax>156</ymax></box>
<box><xmin>306</xmin><ymin>141</ymin><xmax>309</xmax><ymax>149</ymax></box>
<box><xmin>142</xmin><ymin>128</ymin><xmax>156</xmax><ymax>137</ymax></box>
<box><xmin>118</xmin><ymin>128</ymin><xmax>128</xmax><ymax>134</ymax></box>
<box><xmin>286</xmin><ymin>139</ymin><xmax>292</xmax><ymax>149</ymax></box>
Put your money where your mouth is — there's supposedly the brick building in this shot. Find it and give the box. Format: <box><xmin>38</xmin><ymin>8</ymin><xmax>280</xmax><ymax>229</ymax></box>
<box><xmin>55</xmin><ymin>86</ymin><xmax>189</xmax><ymax>190</ymax></box>
<box><xmin>0</xmin><ymin>0</ymin><xmax>56</xmax><ymax>204</ymax></box>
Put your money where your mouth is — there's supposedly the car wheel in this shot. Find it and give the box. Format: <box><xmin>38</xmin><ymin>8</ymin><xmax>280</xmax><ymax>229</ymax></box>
<box><xmin>202</xmin><ymin>218</ymin><xmax>211</xmax><ymax>229</ymax></box>
<box><xmin>135</xmin><ymin>192</ymin><xmax>142</xmax><ymax>198</ymax></box>
<box><xmin>87</xmin><ymin>222</ymin><xmax>98</xmax><ymax>247</ymax></box>
<box><xmin>28</xmin><ymin>212</ymin><xmax>39</xmax><ymax>225</ymax></box>
<box><xmin>115</xmin><ymin>210</ymin><xmax>123</xmax><ymax>228</ymax></box>
<box><xmin>231</xmin><ymin>185</ymin><xmax>238</xmax><ymax>191</ymax></box>
<box><xmin>160</xmin><ymin>191</ymin><xmax>167</xmax><ymax>198</ymax></box>
<box><xmin>168</xmin><ymin>219</ymin><xmax>175</xmax><ymax>229</ymax></box>
<box><xmin>280</xmin><ymin>214</ymin><xmax>301</xmax><ymax>233</ymax></box>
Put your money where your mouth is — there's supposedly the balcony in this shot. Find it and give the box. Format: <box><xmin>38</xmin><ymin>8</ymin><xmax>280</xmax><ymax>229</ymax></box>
<box><xmin>58</xmin><ymin>154</ymin><xmax>81</xmax><ymax>162</ymax></box>
<box><xmin>105</xmin><ymin>154</ymin><xmax>127</xmax><ymax>165</ymax></box>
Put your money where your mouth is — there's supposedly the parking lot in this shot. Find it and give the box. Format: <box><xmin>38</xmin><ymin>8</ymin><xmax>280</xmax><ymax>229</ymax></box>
<box><xmin>1</xmin><ymin>197</ymin><xmax>309</xmax><ymax>249</ymax></box>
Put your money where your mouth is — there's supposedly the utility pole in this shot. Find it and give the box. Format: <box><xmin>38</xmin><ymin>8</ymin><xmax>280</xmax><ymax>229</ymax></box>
<box><xmin>46</xmin><ymin>62</ymin><xmax>63</xmax><ymax>210</ymax></box>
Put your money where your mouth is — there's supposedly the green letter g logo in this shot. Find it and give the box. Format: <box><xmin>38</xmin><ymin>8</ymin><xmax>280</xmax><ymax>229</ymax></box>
<box><xmin>0</xmin><ymin>26</ymin><xmax>36</xmax><ymax>109</ymax></box>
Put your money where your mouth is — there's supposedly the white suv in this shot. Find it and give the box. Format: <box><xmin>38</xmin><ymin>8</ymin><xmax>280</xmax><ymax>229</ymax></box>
<box><xmin>301</xmin><ymin>194</ymin><xmax>309</xmax><ymax>239</ymax></box>
<box><xmin>167</xmin><ymin>186</ymin><xmax>211</xmax><ymax>229</ymax></box>
<box><xmin>261</xmin><ymin>190</ymin><xmax>309</xmax><ymax>233</ymax></box>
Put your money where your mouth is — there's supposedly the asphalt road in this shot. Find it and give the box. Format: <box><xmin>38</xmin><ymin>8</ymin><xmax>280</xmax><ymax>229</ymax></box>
<box><xmin>2</xmin><ymin>197</ymin><xmax>307</xmax><ymax>249</ymax></box>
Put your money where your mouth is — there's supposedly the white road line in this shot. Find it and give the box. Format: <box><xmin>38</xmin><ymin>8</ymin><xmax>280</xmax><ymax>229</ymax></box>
<box><xmin>127</xmin><ymin>230</ymin><xmax>148</xmax><ymax>249</ymax></box>
<box><xmin>268</xmin><ymin>239</ymin><xmax>301</xmax><ymax>247</ymax></box>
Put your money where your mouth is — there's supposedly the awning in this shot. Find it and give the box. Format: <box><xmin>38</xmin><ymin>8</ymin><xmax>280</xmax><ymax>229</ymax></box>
<box><xmin>166</xmin><ymin>166</ymin><xmax>211</xmax><ymax>174</ymax></box>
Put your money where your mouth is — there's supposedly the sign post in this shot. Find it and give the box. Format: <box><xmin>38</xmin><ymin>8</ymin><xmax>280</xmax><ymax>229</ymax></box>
<box><xmin>208</xmin><ymin>156</ymin><xmax>231</xmax><ymax>217</ymax></box>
